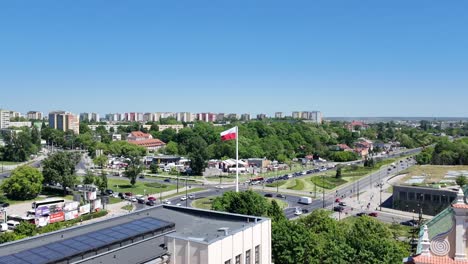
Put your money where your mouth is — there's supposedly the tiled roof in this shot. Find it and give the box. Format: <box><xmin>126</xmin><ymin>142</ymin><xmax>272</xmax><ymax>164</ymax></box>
<box><xmin>130</xmin><ymin>131</ymin><xmax>151</xmax><ymax>138</ymax></box>
<box><xmin>128</xmin><ymin>139</ymin><xmax>165</xmax><ymax>148</ymax></box>
<box><xmin>452</xmin><ymin>203</ymin><xmax>468</xmax><ymax>209</ymax></box>
<box><xmin>412</xmin><ymin>255</ymin><xmax>468</xmax><ymax>264</ymax></box>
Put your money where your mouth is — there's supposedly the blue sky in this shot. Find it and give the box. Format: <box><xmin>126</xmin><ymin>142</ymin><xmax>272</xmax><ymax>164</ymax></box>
<box><xmin>0</xmin><ymin>1</ymin><xmax>467</xmax><ymax>117</ymax></box>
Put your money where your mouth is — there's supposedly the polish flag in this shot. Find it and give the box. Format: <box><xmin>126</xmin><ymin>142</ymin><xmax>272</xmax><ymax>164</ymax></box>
<box><xmin>220</xmin><ymin>127</ymin><xmax>237</xmax><ymax>141</ymax></box>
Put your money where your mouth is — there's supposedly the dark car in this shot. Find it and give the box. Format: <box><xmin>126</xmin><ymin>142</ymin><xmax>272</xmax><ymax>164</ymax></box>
<box><xmin>264</xmin><ymin>193</ymin><xmax>273</xmax><ymax>198</ymax></box>
<box><xmin>105</xmin><ymin>189</ymin><xmax>114</xmax><ymax>195</ymax></box>
<box><xmin>401</xmin><ymin>219</ymin><xmax>418</xmax><ymax>227</ymax></box>
<box><xmin>356</xmin><ymin>212</ymin><xmax>366</xmax><ymax>217</ymax></box>
<box><xmin>137</xmin><ymin>198</ymin><xmax>145</xmax><ymax>204</ymax></box>
<box><xmin>139</xmin><ymin>175</ymin><xmax>145</xmax><ymax>179</ymax></box>
<box><xmin>146</xmin><ymin>200</ymin><xmax>155</xmax><ymax>206</ymax></box>
<box><xmin>333</xmin><ymin>206</ymin><xmax>344</xmax><ymax>212</ymax></box>
<box><xmin>118</xmin><ymin>192</ymin><xmax>125</xmax><ymax>199</ymax></box>
<box><xmin>276</xmin><ymin>194</ymin><xmax>286</xmax><ymax>199</ymax></box>
<box><xmin>368</xmin><ymin>212</ymin><xmax>378</xmax><ymax>217</ymax></box>
<box><xmin>302</xmin><ymin>209</ymin><xmax>309</xmax><ymax>214</ymax></box>
<box><xmin>0</xmin><ymin>203</ymin><xmax>9</xmax><ymax>208</ymax></box>
<box><xmin>164</xmin><ymin>178</ymin><xmax>171</xmax><ymax>182</ymax></box>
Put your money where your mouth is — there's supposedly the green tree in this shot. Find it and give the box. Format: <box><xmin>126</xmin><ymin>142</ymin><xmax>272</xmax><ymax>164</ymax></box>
<box><xmin>335</xmin><ymin>166</ymin><xmax>342</xmax><ymax>179</ymax></box>
<box><xmin>267</xmin><ymin>200</ymin><xmax>286</xmax><ymax>222</ymax></box>
<box><xmin>1</xmin><ymin>166</ymin><xmax>43</xmax><ymax>200</ymax></box>
<box><xmin>456</xmin><ymin>175</ymin><xmax>467</xmax><ymax>188</ymax></box>
<box><xmin>149</xmin><ymin>163</ymin><xmax>159</xmax><ymax>174</ymax></box>
<box><xmin>187</xmin><ymin>136</ymin><xmax>209</xmax><ymax>176</ymax></box>
<box><xmin>211</xmin><ymin>190</ymin><xmax>270</xmax><ymax>216</ymax></box>
<box><xmin>14</xmin><ymin>221</ymin><xmax>37</xmax><ymax>237</ymax></box>
<box><xmin>164</xmin><ymin>141</ymin><xmax>179</xmax><ymax>155</ymax></box>
<box><xmin>83</xmin><ymin>170</ymin><xmax>96</xmax><ymax>185</ymax></box>
<box><xmin>124</xmin><ymin>157</ymin><xmax>143</xmax><ymax>186</ymax></box>
<box><xmin>93</xmin><ymin>155</ymin><xmax>108</xmax><ymax>169</ymax></box>
<box><xmin>42</xmin><ymin>152</ymin><xmax>79</xmax><ymax>194</ymax></box>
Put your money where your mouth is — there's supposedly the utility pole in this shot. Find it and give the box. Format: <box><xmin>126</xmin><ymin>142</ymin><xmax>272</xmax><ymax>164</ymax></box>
<box><xmin>176</xmin><ymin>171</ymin><xmax>179</xmax><ymax>193</ymax></box>
<box><xmin>378</xmin><ymin>182</ymin><xmax>384</xmax><ymax>211</ymax></box>
<box><xmin>185</xmin><ymin>177</ymin><xmax>188</xmax><ymax>207</ymax></box>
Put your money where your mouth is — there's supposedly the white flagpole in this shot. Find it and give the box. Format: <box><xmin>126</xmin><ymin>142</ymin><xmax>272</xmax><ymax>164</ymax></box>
<box><xmin>236</xmin><ymin>126</ymin><xmax>239</xmax><ymax>192</ymax></box>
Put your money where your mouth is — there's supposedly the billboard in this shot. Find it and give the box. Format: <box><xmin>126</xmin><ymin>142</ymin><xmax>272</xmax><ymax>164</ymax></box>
<box><xmin>64</xmin><ymin>201</ymin><xmax>79</xmax><ymax>211</ymax></box>
<box><xmin>35</xmin><ymin>216</ymin><xmax>49</xmax><ymax>227</ymax></box>
<box><xmin>79</xmin><ymin>204</ymin><xmax>91</xmax><ymax>215</ymax></box>
<box><xmin>35</xmin><ymin>206</ymin><xmax>50</xmax><ymax>217</ymax></box>
<box><xmin>49</xmin><ymin>212</ymin><xmax>65</xmax><ymax>223</ymax></box>
<box><xmin>64</xmin><ymin>210</ymin><xmax>79</xmax><ymax>221</ymax></box>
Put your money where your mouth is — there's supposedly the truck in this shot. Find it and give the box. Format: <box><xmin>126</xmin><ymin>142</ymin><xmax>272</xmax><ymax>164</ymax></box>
<box><xmin>298</xmin><ymin>197</ymin><xmax>312</xmax><ymax>205</ymax></box>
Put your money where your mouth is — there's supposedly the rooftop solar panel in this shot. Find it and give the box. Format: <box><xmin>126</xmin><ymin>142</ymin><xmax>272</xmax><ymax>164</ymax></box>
<box><xmin>0</xmin><ymin>217</ymin><xmax>173</xmax><ymax>264</ymax></box>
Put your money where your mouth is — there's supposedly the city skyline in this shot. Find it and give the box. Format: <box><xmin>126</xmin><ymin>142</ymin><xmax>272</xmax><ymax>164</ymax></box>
<box><xmin>1</xmin><ymin>1</ymin><xmax>468</xmax><ymax>117</ymax></box>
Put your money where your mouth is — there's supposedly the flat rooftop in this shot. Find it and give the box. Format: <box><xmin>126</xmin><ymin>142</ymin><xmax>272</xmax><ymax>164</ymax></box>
<box><xmin>398</xmin><ymin>165</ymin><xmax>468</xmax><ymax>188</ymax></box>
<box><xmin>0</xmin><ymin>205</ymin><xmax>267</xmax><ymax>260</ymax></box>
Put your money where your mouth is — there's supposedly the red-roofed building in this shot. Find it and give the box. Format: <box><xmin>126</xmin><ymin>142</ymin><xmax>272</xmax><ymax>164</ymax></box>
<box><xmin>337</xmin><ymin>144</ymin><xmax>353</xmax><ymax>151</ymax></box>
<box><xmin>406</xmin><ymin>189</ymin><xmax>468</xmax><ymax>264</ymax></box>
<box><xmin>346</xmin><ymin>120</ymin><xmax>369</xmax><ymax>131</ymax></box>
<box><xmin>127</xmin><ymin>131</ymin><xmax>166</xmax><ymax>152</ymax></box>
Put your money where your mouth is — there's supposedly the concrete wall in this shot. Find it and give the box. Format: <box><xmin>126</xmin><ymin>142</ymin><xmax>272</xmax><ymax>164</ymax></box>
<box><xmin>167</xmin><ymin>219</ymin><xmax>271</xmax><ymax>264</ymax></box>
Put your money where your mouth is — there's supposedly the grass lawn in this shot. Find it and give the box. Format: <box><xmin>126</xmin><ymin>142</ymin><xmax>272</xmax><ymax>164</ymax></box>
<box><xmin>287</xmin><ymin>179</ymin><xmax>305</xmax><ymax>190</ymax></box>
<box><xmin>266</xmin><ymin>198</ymin><xmax>289</xmax><ymax>209</ymax></box>
<box><xmin>161</xmin><ymin>187</ymin><xmax>205</xmax><ymax>200</ymax></box>
<box><xmin>310</xmin><ymin>176</ymin><xmax>348</xmax><ymax>190</ymax></box>
<box><xmin>109</xmin><ymin>197</ymin><xmax>123</xmax><ymax>204</ymax></box>
<box><xmin>266</xmin><ymin>180</ymin><xmax>286</xmax><ymax>188</ymax></box>
<box><xmin>0</xmin><ymin>161</ymin><xmax>22</xmax><ymax>165</ymax></box>
<box><xmin>108</xmin><ymin>178</ymin><xmax>176</xmax><ymax>195</ymax></box>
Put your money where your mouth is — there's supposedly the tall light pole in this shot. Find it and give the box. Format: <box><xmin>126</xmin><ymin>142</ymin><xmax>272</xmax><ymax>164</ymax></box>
<box><xmin>185</xmin><ymin>177</ymin><xmax>188</xmax><ymax>207</ymax></box>
<box><xmin>322</xmin><ymin>174</ymin><xmax>325</xmax><ymax>208</ymax></box>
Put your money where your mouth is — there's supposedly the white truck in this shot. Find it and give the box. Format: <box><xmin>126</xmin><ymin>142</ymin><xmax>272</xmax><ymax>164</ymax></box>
<box><xmin>298</xmin><ymin>197</ymin><xmax>312</xmax><ymax>205</ymax></box>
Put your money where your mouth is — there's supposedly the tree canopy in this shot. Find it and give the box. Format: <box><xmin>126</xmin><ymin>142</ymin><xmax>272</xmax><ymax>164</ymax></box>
<box><xmin>1</xmin><ymin>166</ymin><xmax>43</xmax><ymax>200</ymax></box>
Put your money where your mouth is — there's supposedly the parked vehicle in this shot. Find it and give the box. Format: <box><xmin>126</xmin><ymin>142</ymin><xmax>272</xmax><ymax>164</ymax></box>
<box><xmin>7</xmin><ymin>220</ymin><xmax>20</xmax><ymax>230</ymax></box>
<box><xmin>164</xmin><ymin>178</ymin><xmax>171</xmax><ymax>182</ymax></box>
<box><xmin>276</xmin><ymin>194</ymin><xmax>286</xmax><ymax>199</ymax></box>
<box><xmin>148</xmin><ymin>196</ymin><xmax>157</xmax><ymax>201</ymax></box>
<box><xmin>264</xmin><ymin>193</ymin><xmax>273</xmax><ymax>198</ymax></box>
<box><xmin>356</xmin><ymin>212</ymin><xmax>366</xmax><ymax>217</ymax></box>
<box><xmin>338</xmin><ymin>202</ymin><xmax>346</xmax><ymax>206</ymax></box>
<box><xmin>105</xmin><ymin>189</ymin><xmax>114</xmax><ymax>195</ymax></box>
<box><xmin>333</xmin><ymin>206</ymin><xmax>344</xmax><ymax>212</ymax></box>
<box><xmin>137</xmin><ymin>198</ymin><xmax>145</xmax><ymax>204</ymax></box>
<box><xmin>0</xmin><ymin>223</ymin><xmax>8</xmax><ymax>232</ymax></box>
<box><xmin>368</xmin><ymin>212</ymin><xmax>378</xmax><ymax>217</ymax></box>
<box><xmin>298</xmin><ymin>197</ymin><xmax>312</xmax><ymax>205</ymax></box>
<box><xmin>146</xmin><ymin>200</ymin><xmax>155</xmax><ymax>206</ymax></box>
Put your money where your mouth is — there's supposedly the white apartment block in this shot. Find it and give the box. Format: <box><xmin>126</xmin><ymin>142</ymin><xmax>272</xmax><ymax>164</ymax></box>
<box><xmin>0</xmin><ymin>109</ymin><xmax>10</xmax><ymax>129</ymax></box>
<box><xmin>27</xmin><ymin>111</ymin><xmax>43</xmax><ymax>120</ymax></box>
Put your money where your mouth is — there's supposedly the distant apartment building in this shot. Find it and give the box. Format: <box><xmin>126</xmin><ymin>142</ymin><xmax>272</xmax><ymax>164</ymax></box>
<box><xmin>48</xmin><ymin>111</ymin><xmax>80</xmax><ymax>134</ymax></box>
<box><xmin>27</xmin><ymin>111</ymin><xmax>43</xmax><ymax>120</ymax></box>
<box><xmin>196</xmin><ymin>113</ymin><xmax>217</xmax><ymax>122</ymax></box>
<box><xmin>291</xmin><ymin>111</ymin><xmax>322</xmax><ymax>123</ymax></box>
<box><xmin>9</xmin><ymin>111</ymin><xmax>22</xmax><ymax>119</ymax></box>
<box><xmin>143</xmin><ymin>112</ymin><xmax>154</xmax><ymax>122</ymax></box>
<box><xmin>176</xmin><ymin>112</ymin><xmax>192</xmax><ymax>122</ymax></box>
<box><xmin>154</xmin><ymin>112</ymin><xmax>177</xmax><ymax>122</ymax></box>
<box><xmin>240</xmin><ymin>113</ymin><xmax>251</xmax><ymax>121</ymax></box>
<box><xmin>105</xmin><ymin>113</ymin><xmax>122</xmax><ymax>122</ymax></box>
<box><xmin>158</xmin><ymin>124</ymin><xmax>184</xmax><ymax>133</ymax></box>
<box><xmin>8</xmin><ymin>121</ymin><xmax>32</xmax><ymax>128</ymax></box>
<box><xmin>0</xmin><ymin>109</ymin><xmax>10</xmax><ymax>129</ymax></box>
<box><xmin>216</xmin><ymin>113</ymin><xmax>225</xmax><ymax>121</ymax></box>
<box><xmin>227</xmin><ymin>113</ymin><xmax>239</xmax><ymax>120</ymax></box>
<box><xmin>275</xmin><ymin>112</ymin><xmax>283</xmax><ymax>118</ymax></box>
<box><xmin>256</xmin><ymin>114</ymin><xmax>267</xmax><ymax>120</ymax></box>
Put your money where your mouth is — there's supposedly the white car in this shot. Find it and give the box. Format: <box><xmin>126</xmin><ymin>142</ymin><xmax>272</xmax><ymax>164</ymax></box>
<box><xmin>188</xmin><ymin>194</ymin><xmax>195</xmax><ymax>199</ymax></box>
<box><xmin>163</xmin><ymin>200</ymin><xmax>171</xmax><ymax>205</ymax></box>
<box><xmin>294</xmin><ymin>208</ymin><xmax>303</xmax><ymax>216</ymax></box>
<box><xmin>176</xmin><ymin>203</ymin><xmax>182</xmax><ymax>207</ymax></box>
<box><xmin>180</xmin><ymin>196</ymin><xmax>187</xmax><ymax>201</ymax></box>
<box><xmin>130</xmin><ymin>197</ymin><xmax>137</xmax><ymax>202</ymax></box>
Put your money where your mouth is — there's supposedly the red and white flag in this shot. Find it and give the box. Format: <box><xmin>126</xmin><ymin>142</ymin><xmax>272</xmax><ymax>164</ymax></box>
<box><xmin>220</xmin><ymin>127</ymin><xmax>237</xmax><ymax>141</ymax></box>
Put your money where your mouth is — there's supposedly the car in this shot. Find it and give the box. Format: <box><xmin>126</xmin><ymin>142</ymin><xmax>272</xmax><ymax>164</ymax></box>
<box><xmin>215</xmin><ymin>185</ymin><xmax>225</xmax><ymax>189</ymax></box>
<box><xmin>105</xmin><ymin>189</ymin><xmax>114</xmax><ymax>195</ymax></box>
<box><xmin>264</xmin><ymin>193</ymin><xmax>273</xmax><ymax>198</ymax></box>
<box><xmin>0</xmin><ymin>203</ymin><xmax>10</xmax><ymax>208</ymax></box>
<box><xmin>294</xmin><ymin>208</ymin><xmax>303</xmax><ymax>216</ymax></box>
<box><xmin>139</xmin><ymin>175</ymin><xmax>145</xmax><ymax>179</ymax></box>
<box><xmin>118</xmin><ymin>192</ymin><xmax>125</xmax><ymax>199</ymax></box>
<box><xmin>338</xmin><ymin>202</ymin><xmax>346</xmax><ymax>206</ymax></box>
<box><xmin>356</xmin><ymin>212</ymin><xmax>366</xmax><ymax>217</ymax></box>
<box><xmin>276</xmin><ymin>194</ymin><xmax>286</xmax><ymax>199</ymax></box>
<box><xmin>124</xmin><ymin>192</ymin><xmax>133</xmax><ymax>197</ymax></box>
<box><xmin>148</xmin><ymin>196</ymin><xmax>156</xmax><ymax>201</ymax></box>
<box><xmin>146</xmin><ymin>200</ymin><xmax>155</xmax><ymax>206</ymax></box>
<box><xmin>176</xmin><ymin>203</ymin><xmax>182</xmax><ymax>206</ymax></box>
<box><xmin>333</xmin><ymin>206</ymin><xmax>344</xmax><ymax>212</ymax></box>
<box><xmin>164</xmin><ymin>178</ymin><xmax>171</xmax><ymax>182</ymax></box>
<box><xmin>335</xmin><ymin>198</ymin><xmax>341</xmax><ymax>203</ymax></box>
<box><xmin>400</xmin><ymin>219</ymin><xmax>418</xmax><ymax>227</ymax></box>
<box><xmin>368</xmin><ymin>212</ymin><xmax>378</xmax><ymax>217</ymax></box>
<box><xmin>302</xmin><ymin>209</ymin><xmax>309</xmax><ymax>214</ymax></box>
<box><xmin>130</xmin><ymin>197</ymin><xmax>137</xmax><ymax>202</ymax></box>
<box><xmin>163</xmin><ymin>200</ymin><xmax>171</xmax><ymax>205</ymax></box>
<box><xmin>180</xmin><ymin>196</ymin><xmax>187</xmax><ymax>201</ymax></box>
<box><xmin>137</xmin><ymin>198</ymin><xmax>145</xmax><ymax>204</ymax></box>
<box><xmin>188</xmin><ymin>194</ymin><xmax>195</xmax><ymax>199</ymax></box>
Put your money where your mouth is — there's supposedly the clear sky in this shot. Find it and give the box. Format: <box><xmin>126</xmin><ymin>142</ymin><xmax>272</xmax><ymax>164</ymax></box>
<box><xmin>1</xmin><ymin>1</ymin><xmax>467</xmax><ymax>117</ymax></box>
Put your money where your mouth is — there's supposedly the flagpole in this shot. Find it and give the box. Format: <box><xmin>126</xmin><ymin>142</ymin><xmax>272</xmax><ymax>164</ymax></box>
<box><xmin>236</xmin><ymin>126</ymin><xmax>239</xmax><ymax>192</ymax></box>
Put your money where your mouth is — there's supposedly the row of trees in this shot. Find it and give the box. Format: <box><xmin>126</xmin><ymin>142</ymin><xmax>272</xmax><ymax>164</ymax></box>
<box><xmin>211</xmin><ymin>190</ymin><xmax>409</xmax><ymax>264</ymax></box>
<box><xmin>416</xmin><ymin>138</ymin><xmax>468</xmax><ymax>165</ymax></box>
<box><xmin>0</xmin><ymin>126</ymin><xmax>41</xmax><ymax>162</ymax></box>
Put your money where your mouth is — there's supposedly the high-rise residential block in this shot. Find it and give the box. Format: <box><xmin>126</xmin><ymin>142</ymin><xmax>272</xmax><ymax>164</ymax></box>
<box><xmin>49</xmin><ymin>111</ymin><xmax>80</xmax><ymax>134</ymax></box>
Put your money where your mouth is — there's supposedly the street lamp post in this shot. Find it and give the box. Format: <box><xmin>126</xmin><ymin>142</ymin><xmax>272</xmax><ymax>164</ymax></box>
<box><xmin>322</xmin><ymin>174</ymin><xmax>325</xmax><ymax>208</ymax></box>
<box><xmin>185</xmin><ymin>177</ymin><xmax>188</xmax><ymax>207</ymax></box>
<box><xmin>176</xmin><ymin>171</ymin><xmax>179</xmax><ymax>193</ymax></box>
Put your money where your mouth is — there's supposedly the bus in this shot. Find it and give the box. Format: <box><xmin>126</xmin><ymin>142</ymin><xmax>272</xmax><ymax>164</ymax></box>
<box><xmin>32</xmin><ymin>199</ymin><xmax>65</xmax><ymax>210</ymax></box>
